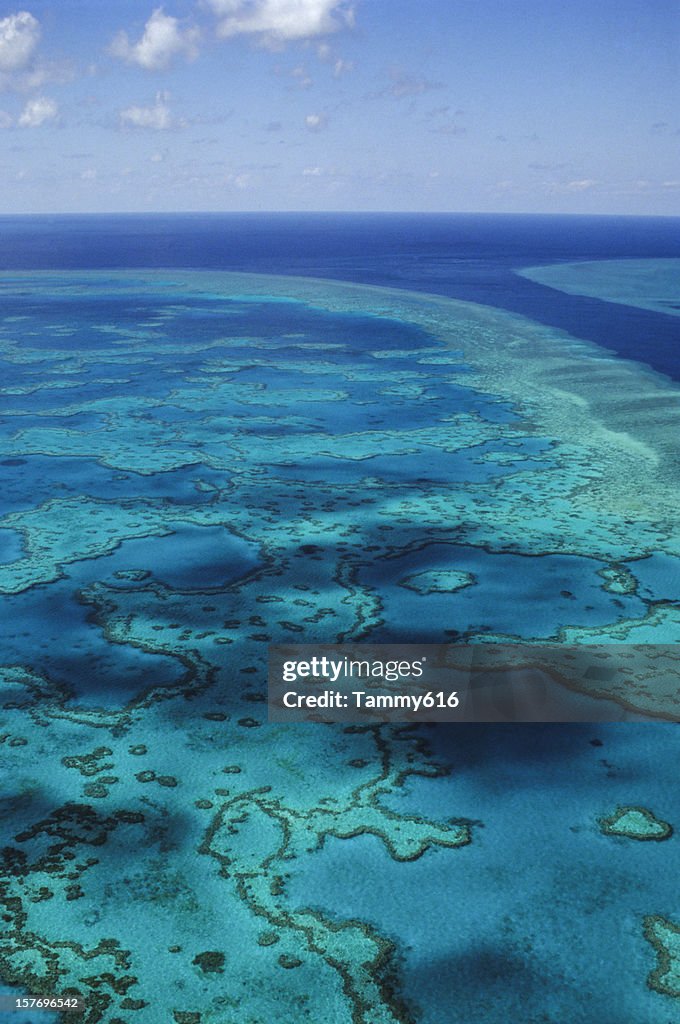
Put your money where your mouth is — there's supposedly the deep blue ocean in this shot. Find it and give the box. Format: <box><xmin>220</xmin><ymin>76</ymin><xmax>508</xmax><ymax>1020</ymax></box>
<box><xmin>1</xmin><ymin>212</ymin><xmax>679</xmax><ymax>377</ymax></box>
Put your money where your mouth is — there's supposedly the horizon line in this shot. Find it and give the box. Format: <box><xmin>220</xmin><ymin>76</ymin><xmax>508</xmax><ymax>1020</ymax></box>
<box><xmin>0</xmin><ymin>210</ymin><xmax>678</xmax><ymax>220</ymax></box>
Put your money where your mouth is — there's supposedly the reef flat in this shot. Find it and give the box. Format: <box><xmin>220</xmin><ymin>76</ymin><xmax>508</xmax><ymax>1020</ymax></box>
<box><xmin>0</xmin><ymin>269</ymin><xmax>679</xmax><ymax>1022</ymax></box>
<box><xmin>599</xmin><ymin>805</ymin><xmax>673</xmax><ymax>841</ymax></box>
<box><xmin>519</xmin><ymin>257</ymin><xmax>680</xmax><ymax>318</ymax></box>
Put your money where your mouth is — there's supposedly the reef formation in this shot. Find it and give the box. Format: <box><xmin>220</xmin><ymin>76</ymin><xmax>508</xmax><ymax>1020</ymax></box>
<box><xmin>1</xmin><ymin>270</ymin><xmax>679</xmax><ymax>1021</ymax></box>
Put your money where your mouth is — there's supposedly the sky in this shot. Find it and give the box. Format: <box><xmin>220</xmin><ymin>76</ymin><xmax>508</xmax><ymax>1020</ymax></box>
<box><xmin>0</xmin><ymin>0</ymin><xmax>677</xmax><ymax>214</ymax></box>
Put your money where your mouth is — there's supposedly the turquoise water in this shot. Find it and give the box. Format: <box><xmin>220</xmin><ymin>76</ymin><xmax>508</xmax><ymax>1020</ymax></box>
<box><xmin>1</xmin><ymin>264</ymin><xmax>680</xmax><ymax>1021</ymax></box>
<box><xmin>286</xmin><ymin>723</ymin><xmax>680</xmax><ymax>1023</ymax></box>
<box><xmin>519</xmin><ymin>258</ymin><xmax>680</xmax><ymax>318</ymax></box>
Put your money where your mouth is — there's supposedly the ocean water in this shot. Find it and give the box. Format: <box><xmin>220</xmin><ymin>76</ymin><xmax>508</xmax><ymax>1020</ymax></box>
<box><xmin>0</xmin><ymin>214</ymin><xmax>679</xmax><ymax>1023</ymax></box>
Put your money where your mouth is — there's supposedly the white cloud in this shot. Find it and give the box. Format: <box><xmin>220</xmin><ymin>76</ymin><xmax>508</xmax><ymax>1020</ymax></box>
<box><xmin>208</xmin><ymin>0</ymin><xmax>354</xmax><ymax>44</ymax></box>
<box><xmin>18</xmin><ymin>94</ymin><xmax>57</xmax><ymax>127</ymax></box>
<box><xmin>0</xmin><ymin>11</ymin><xmax>40</xmax><ymax>73</ymax></box>
<box><xmin>120</xmin><ymin>91</ymin><xmax>174</xmax><ymax>130</ymax></box>
<box><xmin>291</xmin><ymin>65</ymin><xmax>312</xmax><ymax>87</ymax></box>
<box><xmin>303</xmin><ymin>165</ymin><xmax>322</xmax><ymax>174</ymax></box>
<box><xmin>110</xmin><ymin>8</ymin><xmax>200</xmax><ymax>71</ymax></box>
<box><xmin>304</xmin><ymin>111</ymin><xmax>326</xmax><ymax>130</ymax></box>
<box><xmin>315</xmin><ymin>41</ymin><xmax>352</xmax><ymax>75</ymax></box>
<box><xmin>0</xmin><ymin>109</ymin><xmax>12</xmax><ymax>127</ymax></box>
<box><xmin>564</xmin><ymin>178</ymin><xmax>597</xmax><ymax>192</ymax></box>
<box><xmin>0</xmin><ymin>12</ymin><xmax>72</xmax><ymax>93</ymax></box>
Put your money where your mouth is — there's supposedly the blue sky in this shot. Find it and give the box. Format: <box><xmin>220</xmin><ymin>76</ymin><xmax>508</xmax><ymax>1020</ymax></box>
<box><xmin>0</xmin><ymin>0</ymin><xmax>677</xmax><ymax>213</ymax></box>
